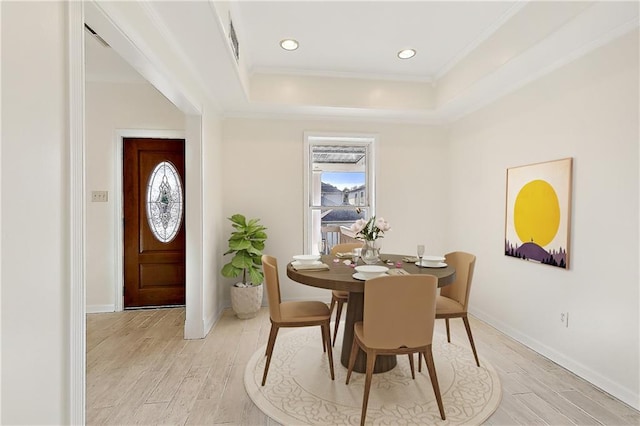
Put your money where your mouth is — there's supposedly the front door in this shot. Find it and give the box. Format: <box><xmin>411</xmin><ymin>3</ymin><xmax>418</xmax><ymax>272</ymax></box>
<box><xmin>123</xmin><ymin>137</ymin><xmax>186</xmax><ymax>308</ymax></box>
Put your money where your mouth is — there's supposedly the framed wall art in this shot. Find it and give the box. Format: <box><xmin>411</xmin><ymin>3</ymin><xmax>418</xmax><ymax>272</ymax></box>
<box><xmin>505</xmin><ymin>158</ymin><xmax>573</xmax><ymax>269</ymax></box>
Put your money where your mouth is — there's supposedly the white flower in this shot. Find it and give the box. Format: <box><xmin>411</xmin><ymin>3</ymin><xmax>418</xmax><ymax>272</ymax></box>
<box><xmin>353</xmin><ymin>215</ymin><xmax>391</xmax><ymax>241</ymax></box>
<box><xmin>350</xmin><ymin>218</ymin><xmax>367</xmax><ymax>233</ymax></box>
<box><xmin>376</xmin><ymin>217</ymin><xmax>391</xmax><ymax>232</ymax></box>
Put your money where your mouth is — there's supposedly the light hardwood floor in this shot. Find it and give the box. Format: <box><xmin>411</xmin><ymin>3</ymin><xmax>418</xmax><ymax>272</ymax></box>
<box><xmin>87</xmin><ymin>307</ymin><xmax>639</xmax><ymax>425</ymax></box>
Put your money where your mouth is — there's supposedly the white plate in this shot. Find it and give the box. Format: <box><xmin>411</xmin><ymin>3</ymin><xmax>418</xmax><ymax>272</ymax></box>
<box><xmin>415</xmin><ymin>261</ymin><xmax>447</xmax><ymax>268</ymax></box>
<box><xmin>292</xmin><ymin>260</ymin><xmax>322</xmax><ymax>267</ymax></box>
<box><xmin>352</xmin><ymin>272</ymin><xmax>387</xmax><ymax>281</ymax></box>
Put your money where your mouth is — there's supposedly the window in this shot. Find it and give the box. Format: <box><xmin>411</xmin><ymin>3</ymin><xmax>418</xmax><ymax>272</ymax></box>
<box><xmin>304</xmin><ymin>133</ymin><xmax>376</xmax><ymax>254</ymax></box>
<box><xmin>146</xmin><ymin>161</ymin><xmax>183</xmax><ymax>243</ymax></box>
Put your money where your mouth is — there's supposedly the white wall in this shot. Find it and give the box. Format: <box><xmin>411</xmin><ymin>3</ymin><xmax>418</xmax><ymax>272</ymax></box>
<box><xmin>448</xmin><ymin>30</ymin><xmax>639</xmax><ymax>408</ymax></box>
<box><xmin>222</xmin><ymin>119</ymin><xmax>449</xmax><ymax>302</ymax></box>
<box><xmin>85</xmin><ymin>81</ymin><xmax>185</xmax><ymax>312</ymax></box>
<box><xmin>1</xmin><ymin>1</ymin><xmax>69</xmax><ymax>423</ymax></box>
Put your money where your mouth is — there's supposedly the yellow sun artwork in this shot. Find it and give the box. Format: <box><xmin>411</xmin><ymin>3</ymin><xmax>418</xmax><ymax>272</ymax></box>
<box><xmin>505</xmin><ymin>158</ymin><xmax>572</xmax><ymax>269</ymax></box>
<box><xmin>514</xmin><ymin>180</ymin><xmax>560</xmax><ymax>247</ymax></box>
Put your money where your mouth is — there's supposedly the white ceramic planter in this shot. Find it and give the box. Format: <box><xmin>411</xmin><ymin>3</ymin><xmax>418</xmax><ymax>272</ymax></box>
<box><xmin>230</xmin><ymin>284</ymin><xmax>263</xmax><ymax>319</ymax></box>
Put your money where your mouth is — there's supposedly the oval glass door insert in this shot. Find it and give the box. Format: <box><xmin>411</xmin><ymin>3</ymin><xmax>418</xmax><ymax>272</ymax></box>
<box><xmin>146</xmin><ymin>161</ymin><xmax>183</xmax><ymax>243</ymax></box>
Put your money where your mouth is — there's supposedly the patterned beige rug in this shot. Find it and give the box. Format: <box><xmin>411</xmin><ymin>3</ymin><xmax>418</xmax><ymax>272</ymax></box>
<box><xmin>244</xmin><ymin>326</ymin><xmax>501</xmax><ymax>425</ymax></box>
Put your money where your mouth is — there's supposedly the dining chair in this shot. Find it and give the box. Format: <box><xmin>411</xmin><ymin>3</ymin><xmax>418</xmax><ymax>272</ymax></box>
<box><xmin>426</xmin><ymin>251</ymin><xmax>480</xmax><ymax>368</ymax></box>
<box><xmin>345</xmin><ymin>275</ymin><xmax>445</xmax><ymax>425</ymax></box>
<box><xmin>328</xmin><ymin>242</ymin><xmax>362</xmax><ymax>346</ymax></box>
<box><xmin>261</xmin><ymin>255</ymin><xmax>335</xmax><ymax>386</ymax></box>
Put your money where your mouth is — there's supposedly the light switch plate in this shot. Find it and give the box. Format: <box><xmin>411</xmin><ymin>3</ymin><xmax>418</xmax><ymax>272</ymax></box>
<box><xmin>91</xmin><ymin>191</ymin><xmax>108</xmax><ymax>202</ymax></box>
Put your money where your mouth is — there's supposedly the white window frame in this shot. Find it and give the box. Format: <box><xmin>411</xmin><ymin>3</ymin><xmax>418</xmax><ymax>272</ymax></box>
<box><xmin>303</xmin><ymin>132</ymin><xmax>377</xmax><ymax>254</ymax></box>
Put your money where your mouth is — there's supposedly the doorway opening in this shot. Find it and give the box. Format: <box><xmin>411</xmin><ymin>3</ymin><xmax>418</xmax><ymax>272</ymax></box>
<box><xmin>122</xmin><ymin>137</ymin><xmax>186</xmax><ymax>308</ymax></box>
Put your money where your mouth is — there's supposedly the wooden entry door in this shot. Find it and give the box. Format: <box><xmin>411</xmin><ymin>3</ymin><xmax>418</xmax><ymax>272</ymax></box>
<box><xmin>123</xmin><ymin>138</ymin><xmax>186</xmax><ymax>308</ymax></box>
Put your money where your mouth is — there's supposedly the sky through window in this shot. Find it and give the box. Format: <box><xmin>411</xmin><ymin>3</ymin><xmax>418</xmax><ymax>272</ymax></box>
<box><xmin>322</xmin><ymin>171</ymin><xmax>365</xmax><ymax>190</ymax></box>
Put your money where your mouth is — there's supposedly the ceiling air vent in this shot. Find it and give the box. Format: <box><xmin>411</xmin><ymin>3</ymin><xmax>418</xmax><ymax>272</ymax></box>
<box><xmin>229</xmin><ymin>18</ymin><xmax>239</xmax><ymax>62</ymax></box>
<box><xmin>84</xmin><ymin>24</ymin><xmax>110</xmax><ymax>48</ymax></box>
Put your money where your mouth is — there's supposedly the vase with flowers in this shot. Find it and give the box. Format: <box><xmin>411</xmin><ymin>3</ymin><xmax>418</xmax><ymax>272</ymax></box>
<box><xmin>350</xmin><ymin>216</ymin><xmax>391</xmax><ymax>264</ymax></box>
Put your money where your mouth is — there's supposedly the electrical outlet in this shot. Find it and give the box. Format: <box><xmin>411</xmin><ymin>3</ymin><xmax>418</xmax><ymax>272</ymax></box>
<box><xmin>91</xmin><ymin>190</ymin><xmax>108</xmax><ymax>202</ymax></box>
<box><xmin>560</xmin><ymin>312</ymin><xmax>569</xmax><ymax>328</ymax></box>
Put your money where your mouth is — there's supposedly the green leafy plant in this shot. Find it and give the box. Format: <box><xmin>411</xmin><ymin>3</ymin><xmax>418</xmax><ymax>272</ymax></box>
<box><xmin>221</xmin><ymin>214</ymin><xmax>268</xmax><ymax>286</ymax></box>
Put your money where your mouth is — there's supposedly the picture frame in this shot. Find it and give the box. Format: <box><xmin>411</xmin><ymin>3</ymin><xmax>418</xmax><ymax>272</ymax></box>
<box><xmin>505</xmin><ymin>158</ymin><xmax>573</xmax><ymax>269</ymax></box>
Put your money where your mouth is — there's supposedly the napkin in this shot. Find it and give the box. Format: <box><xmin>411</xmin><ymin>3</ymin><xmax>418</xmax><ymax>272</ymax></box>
<box><xmin>387</xmin><ymin>269</ymin><xmax>409</xmax><ymax>276</ymax></box>
<box><xmin>402</xmin><ymin>256</ymin><xmax>419</xmax><ymax>262</ymax></box>
<box><xmin>292</xmin><ymin>263</ymin><xmax>330</xmax><ymax>271</ymax></box>
<box><xmin>334</xmin><ymin>252</ymin><xmax>353</xmax><ymax>259</ymax></box>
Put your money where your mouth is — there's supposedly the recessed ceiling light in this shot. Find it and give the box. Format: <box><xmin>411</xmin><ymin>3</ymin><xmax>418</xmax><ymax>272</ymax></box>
<box><xmin>398</xmin><ymin>49</ymin><xmax>416</xmax><ymax>59</ymax></box>
<box><xmin>280</xmin><ymin>39</ymin><xmax>299</xmax><ymax>51</ymax></box>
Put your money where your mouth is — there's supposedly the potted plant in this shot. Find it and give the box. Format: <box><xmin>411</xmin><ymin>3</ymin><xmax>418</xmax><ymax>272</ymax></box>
<box><xmin>222</xmin><ymin>214</ymin><xmax>268</xmax><ymax>319</ymax></box>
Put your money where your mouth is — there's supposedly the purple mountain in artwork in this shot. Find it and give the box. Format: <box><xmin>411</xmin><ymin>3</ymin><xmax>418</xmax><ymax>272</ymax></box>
<box><xmin>505</xmin><ymin>239</ymin><xmax>567</xmax><ymax>269</ymax></box>
<box><xmin>516</xmin><ymin>242</ymin><xmax>548</xmax><ymax>262</ymax></box>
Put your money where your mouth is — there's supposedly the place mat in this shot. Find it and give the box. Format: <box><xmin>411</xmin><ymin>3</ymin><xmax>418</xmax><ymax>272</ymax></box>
<box><xmin>245</xmin><ymin>326</ymin><xmax>501</xmax><ymax>425</ymax></box>
<box><xmin>291</xmin><ymin>263</ymin><xmax>330</xmax><ymax>271</ymax></box>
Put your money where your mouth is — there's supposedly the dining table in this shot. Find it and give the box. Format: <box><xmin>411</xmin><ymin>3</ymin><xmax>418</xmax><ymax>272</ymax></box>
<box><xmin>286</xmin><ymin>253</ymin><xmax>456</xmax><ymax>374</ymax></box>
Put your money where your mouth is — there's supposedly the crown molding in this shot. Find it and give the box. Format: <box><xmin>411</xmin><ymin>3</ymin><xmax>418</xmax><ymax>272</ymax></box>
<box><xmin>434</xmin><ymin>0</ymin><xmax>529</xmax><ymax>80</ymax></box>
<box><xmin>439</xmin><ymin>4</ymin><xmax>640</xmax><ymax>123</ymax></box>
<box><xmin>250</xmin><ymin>66</ymin><xmax>434</xmax><ymax>84</ymax></box>
<box><xmin>222</xmin><ymin>104</ymin><xmax>445</xmax><ymax>126</ymax></box>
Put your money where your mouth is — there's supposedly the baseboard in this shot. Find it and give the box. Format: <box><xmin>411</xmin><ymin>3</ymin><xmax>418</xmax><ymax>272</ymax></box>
<box><xmin>469</xmin><ymin>306</ymin><xmax>640</xmax><ymax>410</ymax></box>
<box><xmin>204</xmin><ymin>307</ymin><xmax>223</xmax><ymax>335</ymax></box>
<box><xmin>86</xmin><ymin>304</ymin><xmax>115</xmax><ymax>313</ymax></box>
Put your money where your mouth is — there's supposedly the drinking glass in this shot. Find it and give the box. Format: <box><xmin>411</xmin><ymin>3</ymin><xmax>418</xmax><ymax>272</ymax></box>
<box><xmin>417</xmin><ymin>244</ymin><xmax>425</xmax><ymax>267</ymax></box>
<box><xmin>352</xmin><ymin>248</ymin><xmax>361</xmax><ymax>265</ymax></box>
<box><xmin>318</xmin><ymin>239</ymin><xmax>328</xmax><ymax>255</ymax></box>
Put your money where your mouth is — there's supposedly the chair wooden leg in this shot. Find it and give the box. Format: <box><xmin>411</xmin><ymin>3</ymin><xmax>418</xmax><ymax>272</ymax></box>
<box><xmin>408</xmin><ymin>353</ymin><xmax>415</xmax><ymax>379</ymax></box>
<box><xmin>418</xmin><ymin>351</ymin><xmax>422</xmax><ymax>372</ymax></box>
<box><xmin>328</xmin><ymin>295</ymin><xmax>337</xmax><ymax>349</ymax></box>
<box><xmin>462</xmin><ymin>315</ymin><xmax>480</xmax><ymax>367</ymax></box>
<box><xmin>445</xmin><ymin>318</ymin><xmax>451</xmax><ymax>342</ymax></box>
<box><xmin>345</xmin><ymin>334</ymin><xmax>359</xmax><ymax>384</ymax></box>
<box><xmin>332</xmin><ymin>299</ymin><xmax>344</xmax><ymax>347</ymax></box>
<box><xmin>423</xmin><ymin>347</ymin><xmax>445</xmax><ymax>420</ymax></box>
<box><xmin>262</xmin><ymin>324</ymin><xmax>280</xmax><ymax>386</ymax></box>
<box><xmin>322</xmin><ymin>323</ymin><xmax>335</xmax><ymax>380</ymax></box>
<box><xmin>360</xmin><ymin>351</ymin><xmax>377</xmax><ymax>426</ymax></box>
<box><xmin>265</xmin><ymin>323</ymin><xmax>277</xmax><ymax>356</ymax></box>
<box><xmin>321</xmin><ymin>326</ymin><xmax>327</xmax><ymax>353</ymax></box>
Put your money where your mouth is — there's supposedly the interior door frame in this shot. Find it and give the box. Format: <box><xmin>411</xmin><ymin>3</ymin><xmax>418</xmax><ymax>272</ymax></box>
<box><xmin>115</xmin><ymin>130</ymin><xmax>185</xmax><ymax>312</ymax></box>
<box><xmin>71</xmin><ymin>2</ymin><xmax>207</xmax><ymax>423</ymax></box>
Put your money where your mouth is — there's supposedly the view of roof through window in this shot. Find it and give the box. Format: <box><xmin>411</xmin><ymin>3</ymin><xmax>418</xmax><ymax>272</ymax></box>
<box><xmin>311</xmin><ymin>144</ymin><xmax>369</xmax><ymax>248</ymax></box>
<box><xmin>312</xmin><ymin>145</ymin><xmax>366</xmax><ymax>164</ymax></box>
<box><xmin>312</xmin><ymin>144</ymin><xmax>367</xmax><ymax>208</ymax></box>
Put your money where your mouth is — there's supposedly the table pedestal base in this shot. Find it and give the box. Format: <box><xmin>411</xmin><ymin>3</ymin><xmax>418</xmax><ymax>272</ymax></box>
<box><xmin>340</xmin><ymin>292</ymin><xmax>397</xmax><ymax>373</ymax></box>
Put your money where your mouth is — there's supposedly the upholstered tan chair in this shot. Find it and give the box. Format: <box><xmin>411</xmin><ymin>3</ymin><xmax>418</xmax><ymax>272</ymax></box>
<box><xmin>345</xmin><ymin>275</ymin><xmax>445</xmax><ymax>425</ymax></box>
<box><xmin>328</xmin><ymin>242</ymin><xmax>362</xmax><ymax>346</ymax></box>
<box><xmin>261</xmin><ymin>255</ymin><xmax>335</xmax><ymax>386</ymax></box>
<box><xmin>436</xmin><ymin>251</ymin><xmax>479</xmax><ymax>366</ymax></box>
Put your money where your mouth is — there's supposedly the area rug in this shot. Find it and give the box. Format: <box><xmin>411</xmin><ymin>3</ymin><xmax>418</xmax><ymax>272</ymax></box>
<box><xmin>244</xmin><ymin>326</ymin><xmax>501</xmax><ymax>425</ymax></box>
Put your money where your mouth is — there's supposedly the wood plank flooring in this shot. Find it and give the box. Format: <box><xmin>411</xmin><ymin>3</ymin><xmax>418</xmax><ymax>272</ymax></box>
<box><xmin>87</xmin><ymin>307</ymin><xmax>639</xmax><ymax>425</ymax></box>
